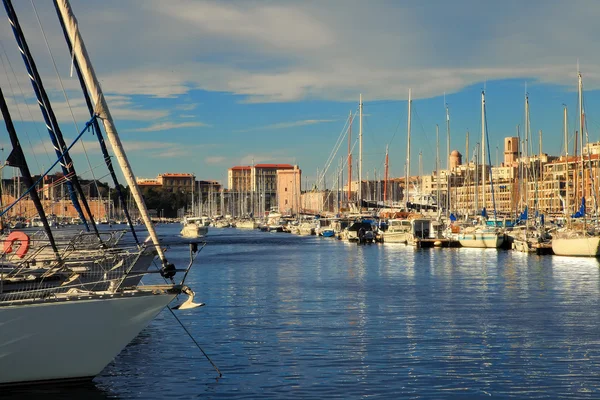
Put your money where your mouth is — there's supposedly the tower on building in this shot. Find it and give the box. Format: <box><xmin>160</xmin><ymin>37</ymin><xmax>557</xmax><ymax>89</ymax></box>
<box><xmin>504</xmin><ymin>137</ymin><xmax>519</xmax><ymax>165</ymax></box>
<box><xmin>449</xmin><ymin>150</ymin><xmax>462</xmax><ymax>170</ymax></box>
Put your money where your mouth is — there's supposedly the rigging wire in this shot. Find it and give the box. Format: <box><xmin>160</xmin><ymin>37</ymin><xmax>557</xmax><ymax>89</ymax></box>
<box><xmin>314</xmin><ymin>109</ymin><xmax>357</xmax><ymax>191</ymax></box>
<box><xmin>30</xmin><ymin>0</ymin><xmax>102</xmax><ymax>197</ymax></box>
<box><xmin>0</xmin><ymin>41</ymin><xmax>48</xmax><ymax>173</ymax></box>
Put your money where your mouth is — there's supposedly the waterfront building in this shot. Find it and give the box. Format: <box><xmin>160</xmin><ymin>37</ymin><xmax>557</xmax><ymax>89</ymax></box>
<box><xmin>227</xmin><ymin>163</ymin><xmax>296</xmax><ymax>215</ymax></box>
<box><xmin>277</xmin><ymin>166</ymin><xmax>302</xmax><ymax>215</ymax></box>
<box><xmin>343</xmin><ymin>179</ymin><xmax>403</xmax><ymax>205</ymax></box>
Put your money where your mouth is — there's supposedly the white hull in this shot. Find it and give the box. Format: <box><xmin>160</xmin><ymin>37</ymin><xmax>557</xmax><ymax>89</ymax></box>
<box><xmin>458</xmin><ymin>232</ymin><xmax>504</xmax><ymax>248</ymax></box>
<box><xmin>180</xmin><ymin>223</ymin><xmax>209</xmax><ymax>238</ymax></box>
<box><xmin>236</xmin><ymin>221</ymin><xmax>257</xmax><ymax>229</ymax></box>
<box><xmin>552</xmin><ymin>236</ymin><xmax>600</xmax><ymax>257</ymax></box>
<box><xmin>383</xmin><ymin>231</ymin><xmax>409</xmax><ymax>243</ymax></box>
<box><xmin>0</xmin><ymin>288</ymin><xmax>178</xmax><ymax>385</ymax></box>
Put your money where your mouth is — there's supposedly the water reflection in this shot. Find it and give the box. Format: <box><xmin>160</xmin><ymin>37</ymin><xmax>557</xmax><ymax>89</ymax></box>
<box><xmin>12</xmin><ymin>227</ymin><xmax>600</xmax><ymax>398</ymax></box>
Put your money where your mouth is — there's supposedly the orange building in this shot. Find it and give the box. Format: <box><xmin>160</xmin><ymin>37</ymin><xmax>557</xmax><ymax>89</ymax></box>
<box><xmin>277</xmin><ymin>166</ymin><xmax>302</xmax><ymax>215</ymax></box>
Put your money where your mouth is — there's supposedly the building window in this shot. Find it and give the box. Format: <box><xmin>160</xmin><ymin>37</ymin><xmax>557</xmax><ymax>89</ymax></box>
<box><xmin>285</xmin><ymin>187</ymin><xmax>288</xmax><ymax>192</ymax></box>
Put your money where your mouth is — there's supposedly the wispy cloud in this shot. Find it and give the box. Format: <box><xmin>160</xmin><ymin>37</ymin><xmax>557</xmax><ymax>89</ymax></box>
<box><xmin>237</xmin><ymin>118</ymin><xmax>335</xmax><ymax>133</ymax></box>
<box><xmin>175</xmin><ymin>103</ymin><xmax>199</xmax><ymax>111</ymax></box>
<box><xmin>239</xmin><ymin>151</ymin><xmax>295</xmax><ymax>166</ymax></box>
<box><xmin>205</xmin><ymin>156</ymin><xmax>227</xmax><ymax>164</ymax></box>
<box><xmin>125</xmin><ymin>121</ymin><xmax>209</xmax><ymax>132</ymax></box>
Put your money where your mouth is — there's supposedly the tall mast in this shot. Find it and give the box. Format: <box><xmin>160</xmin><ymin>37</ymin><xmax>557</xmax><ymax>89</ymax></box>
<box><xmin>446</xmin><ymin>104</ymin><xmax>450</xmax><ymax>215</ymax></box>
<box><xmin>191</xmin><ymin>175</ymin><xmax>195</xmax><ymax>215</ymax></box>
<box><xmin>359</xmin><ymin>94</ymin><xmax>363</xmax><ymax>209</ymax></box>
<box><xmin>56</xmin><ymin>0</ymin><xmax>170</xmax><ymax>267</ymax></box>
<box><xmin>419</xmin><ymin>151</ymin><xmax>423</xmax><ymax>195</ymax></box>
<box><xmin>481</xmin><ymin>91</ymin><xmax>486</xmax><ymax>213</ymax></box>
<box><xmin>348</xmin><ymin>111</ymin><xmax>352</xmax><ymax>203</ymax></box>
<box><xmin>564</xmin><ymin>105</ymin><xmax>569</xmax><ymax>215</ymax></box>
<box><xmin>436</xmin><ymin>125</ymin><xmax>440</xmax><ymax>215</ymax></box>
<box><xmin>578</xmin><ymin>71</ymin><xmax>584</xmax><ymax>207</ymax></box>
<box><xmin>525</xmin><ymin>93</ymin><xmax>530</xmax><ymax>214</ymax></box>
<box><xmin>54</xmin><ymin>0</ymin><xmax>139</xmax><ymax>242</ymax></box>
<box><xmin>465</xmin><ymin>131</ymin><xmax>469</xmax><ymax>214</ymax></box>
<box><xmin>384</xmin><ymin>145</ymin><xmax>389</xmax><ymax>203</ymax></box>
<box><xmin>0</xmin><ymin>89</ymin><xmax>60</xmax><ymax>258</ymax></box>
<box><xmin>3</xmin><ymin>0</ymin><xmax>99</xmax><ymax>235</ymax></box>
<box><xmin>539</xmin><ymin>130</ymin><xmax>543</xmax><ymax>190</ymax></box>
<box><xmin>406</xmin><ymin>88</ymin><xmax>412</xmax><ymax>211</ymax></box>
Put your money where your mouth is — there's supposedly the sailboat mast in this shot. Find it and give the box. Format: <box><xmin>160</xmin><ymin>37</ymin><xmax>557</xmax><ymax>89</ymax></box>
<box><xmin>0</xmin><ymin>89</ymin><xmax>60</xmax><ymax>258</ymax></box>
<box><xmin>384</xmin><ymin>145</ymin><xmax>389</xmax><ymax>203</ymax></box>
<box><xmin>525</xmin><ymin>93</ymin><xmax>530</xmax><ymax>216</ymax></box>
<box><xmin>481</xmin><ymin>91</ymin><xmax>486</xmax><ymax>213</ymax></box>
<box><xmin>359</xmin><ymin>95</ymin><xmax>363</xmax><ymax>209</ymax></box>
<box><xmin>436</xmin><ymin>125</ymin><xmax>440</xmax><ymax>214</ymax></box>
<box><xmin>406</xmin><ymin>89</ymin><xmax>412</xmax><ymax>211</ymax></box>
<box><xmin>465</xmin><ymin>131</ymin><xmax>469</xmax><ymax>214</ymax></box>
<box><xmin>3</xmin><ymin>0</ymin><xmax>98</xmax><ymax>234</ymax></box>
<box><xmin>578</xmin><ymin>71</ymin><xmax>584</xmax><ymax>207</ymax></box>
<box><xmin>348</xmin><ymin>111</ymin><xmax>352</xmax><ymax>203</ymax></box>
<box><xmin>56</xmin><ymin>0</ymin><xmax>169</xmax><ymax>267</ymax></box>
<box><xmin>191</xmin><ymin>175</ymin><xmax>195</xmax><ymax>215</ymax></box>
<box><xmin>446</xmin><ymin>104</ymin><xmax>450</xmax><ymax>215</ymax></box>
<box><xmin>564</xmin><ymin>105</ymin><xmax>569</xmax><ymax>215</ymax></box>
<box><xmin>54</xmin><ymin>1</ymin><xmax>139</xmax><ymax>242</ymax></box>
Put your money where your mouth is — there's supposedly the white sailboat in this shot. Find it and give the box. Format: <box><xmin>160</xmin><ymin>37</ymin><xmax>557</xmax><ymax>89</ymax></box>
<box><xmin>456</xmin><ymin>91</ymin><xmax>504</xmax><ymax>249</ymax></box>
<box><xmin>552</xmin><ymin>69</ymin><xmax>600</xmax><ymax>256</ymax></box>
<box><xmin>0</xmin><ymin>0</ymin><xmax>201</xmax><ymax>386</ymax></box>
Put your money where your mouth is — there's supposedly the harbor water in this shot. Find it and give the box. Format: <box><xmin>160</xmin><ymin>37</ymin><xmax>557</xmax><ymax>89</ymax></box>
<box><xmin>8</xmin><ymin>225</ymin><xmax>600</xmax><ymax>399</ymax></box>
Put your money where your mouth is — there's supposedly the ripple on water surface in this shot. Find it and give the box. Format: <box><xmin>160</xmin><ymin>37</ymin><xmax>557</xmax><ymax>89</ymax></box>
<box><xmin>11</xmin><ymin>226</ymin><xmax>600</xmax><ymax>399</ymax></box>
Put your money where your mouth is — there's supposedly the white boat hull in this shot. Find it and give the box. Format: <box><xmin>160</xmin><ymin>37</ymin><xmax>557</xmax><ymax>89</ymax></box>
<box><xmin>180</xmin><ymin>224</ymin><xmax>208</xmax><ymax>238</ymax></box>
<box><xmin>458</xmin><ymin>232</ymin><xmax>504</xmax><ymax>248</ymax></box>
<box><xmin>383</xmin><ymin>231</ymin><xmax>409</xmax><ymax>243</ymax></box>
<box><xmin>236</xmin><ymin>221</ymin><xmax>257</xmax><ymax>229</ymax></box>
<box><xmin>0</xmin><ymin>289</ymin><xmax>177</xmax><ymax>385</ymax></box>
<box><xmin>552</xmin><ymin>236</ymin><xmax>600</xmax><ymax>257</ymax></box>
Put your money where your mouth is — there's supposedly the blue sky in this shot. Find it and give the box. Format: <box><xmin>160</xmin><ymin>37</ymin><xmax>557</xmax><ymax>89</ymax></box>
<box><xmin>1</xmin><ymin>0</ymin><xmax>600</xmax><ymax>189</ymax></box>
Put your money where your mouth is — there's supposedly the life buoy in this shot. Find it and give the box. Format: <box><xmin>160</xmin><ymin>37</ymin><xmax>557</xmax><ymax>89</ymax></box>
<box><xmin>3</xmin><ymin>231</ymin><xmax>30</xmax><ymax>258</ymax></box>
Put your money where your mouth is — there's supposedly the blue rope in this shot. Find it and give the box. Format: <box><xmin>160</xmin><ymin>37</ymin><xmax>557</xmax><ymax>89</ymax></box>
<box><xmin>0</xmin><ymin>116</ymin><xmax>96</xmax><ymax>218</ymax></box>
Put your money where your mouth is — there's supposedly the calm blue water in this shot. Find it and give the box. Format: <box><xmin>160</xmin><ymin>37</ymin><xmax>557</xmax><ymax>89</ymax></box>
<box><xmin>6</xmin><ymin>226</ymin><xmax>600</xmax><ymax>399</ymax></box>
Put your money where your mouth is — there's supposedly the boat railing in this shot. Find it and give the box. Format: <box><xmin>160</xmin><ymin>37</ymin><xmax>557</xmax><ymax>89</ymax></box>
<box><xmin>0</xmin><ymin>245</ymin><xmax>152</xmax><ymax>303</ymax></box>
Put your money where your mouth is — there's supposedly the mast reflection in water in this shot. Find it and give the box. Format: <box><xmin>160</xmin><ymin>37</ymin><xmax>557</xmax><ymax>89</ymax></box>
<box><xmin>16</xmin><ymin>226</ymin><xmax>600</xmax><ymax>399</ymax></box>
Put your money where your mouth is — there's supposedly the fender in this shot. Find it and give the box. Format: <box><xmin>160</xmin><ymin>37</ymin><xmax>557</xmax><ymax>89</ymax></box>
<box><xmin>3</xmin><ymin>231</ymin><xmax>30</xmax><ymax>258</ymax></box>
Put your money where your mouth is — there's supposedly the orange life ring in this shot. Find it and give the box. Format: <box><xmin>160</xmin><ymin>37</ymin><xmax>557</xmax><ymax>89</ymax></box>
<box><xmin>4</xmin><ymin>231</ymin><xmax>30</xmax><ymax>258</ymax></box>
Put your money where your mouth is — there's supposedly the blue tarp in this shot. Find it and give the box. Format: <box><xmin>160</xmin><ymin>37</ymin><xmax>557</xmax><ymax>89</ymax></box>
<box><xmin>519</xmin><ymin>206</ymin><xmax>528</xmax><ymax>221</ymax></box>
<box><xmin>572</xmin><ymin>197</ymin><xmax>586</xmax><ymax>218</ymax></box>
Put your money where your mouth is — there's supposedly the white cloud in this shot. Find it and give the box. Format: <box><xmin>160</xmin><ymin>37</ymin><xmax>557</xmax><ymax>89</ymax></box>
<box><xmin>4</xmin><ymin>0</ymin><xmax>600</xmax><ymax>107</ymax></box>
<box><xmin>205</xmin><ymin>156</ymin><xmax>226</xmax><ymax>164</ymax></box>
<box><xmin>125</xmin><ymin>121</ymin><xmax>209</xmax><ymax>133</ymax></box>
<box><xmin>238</xmin><ymin>151</ymin><xmax>295</xmax><ymax>166</ymax></box>
<box><xmin>238</xmin><ymin>118</ymin><xmax>336</xmax><ymax>132</ymax></box>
